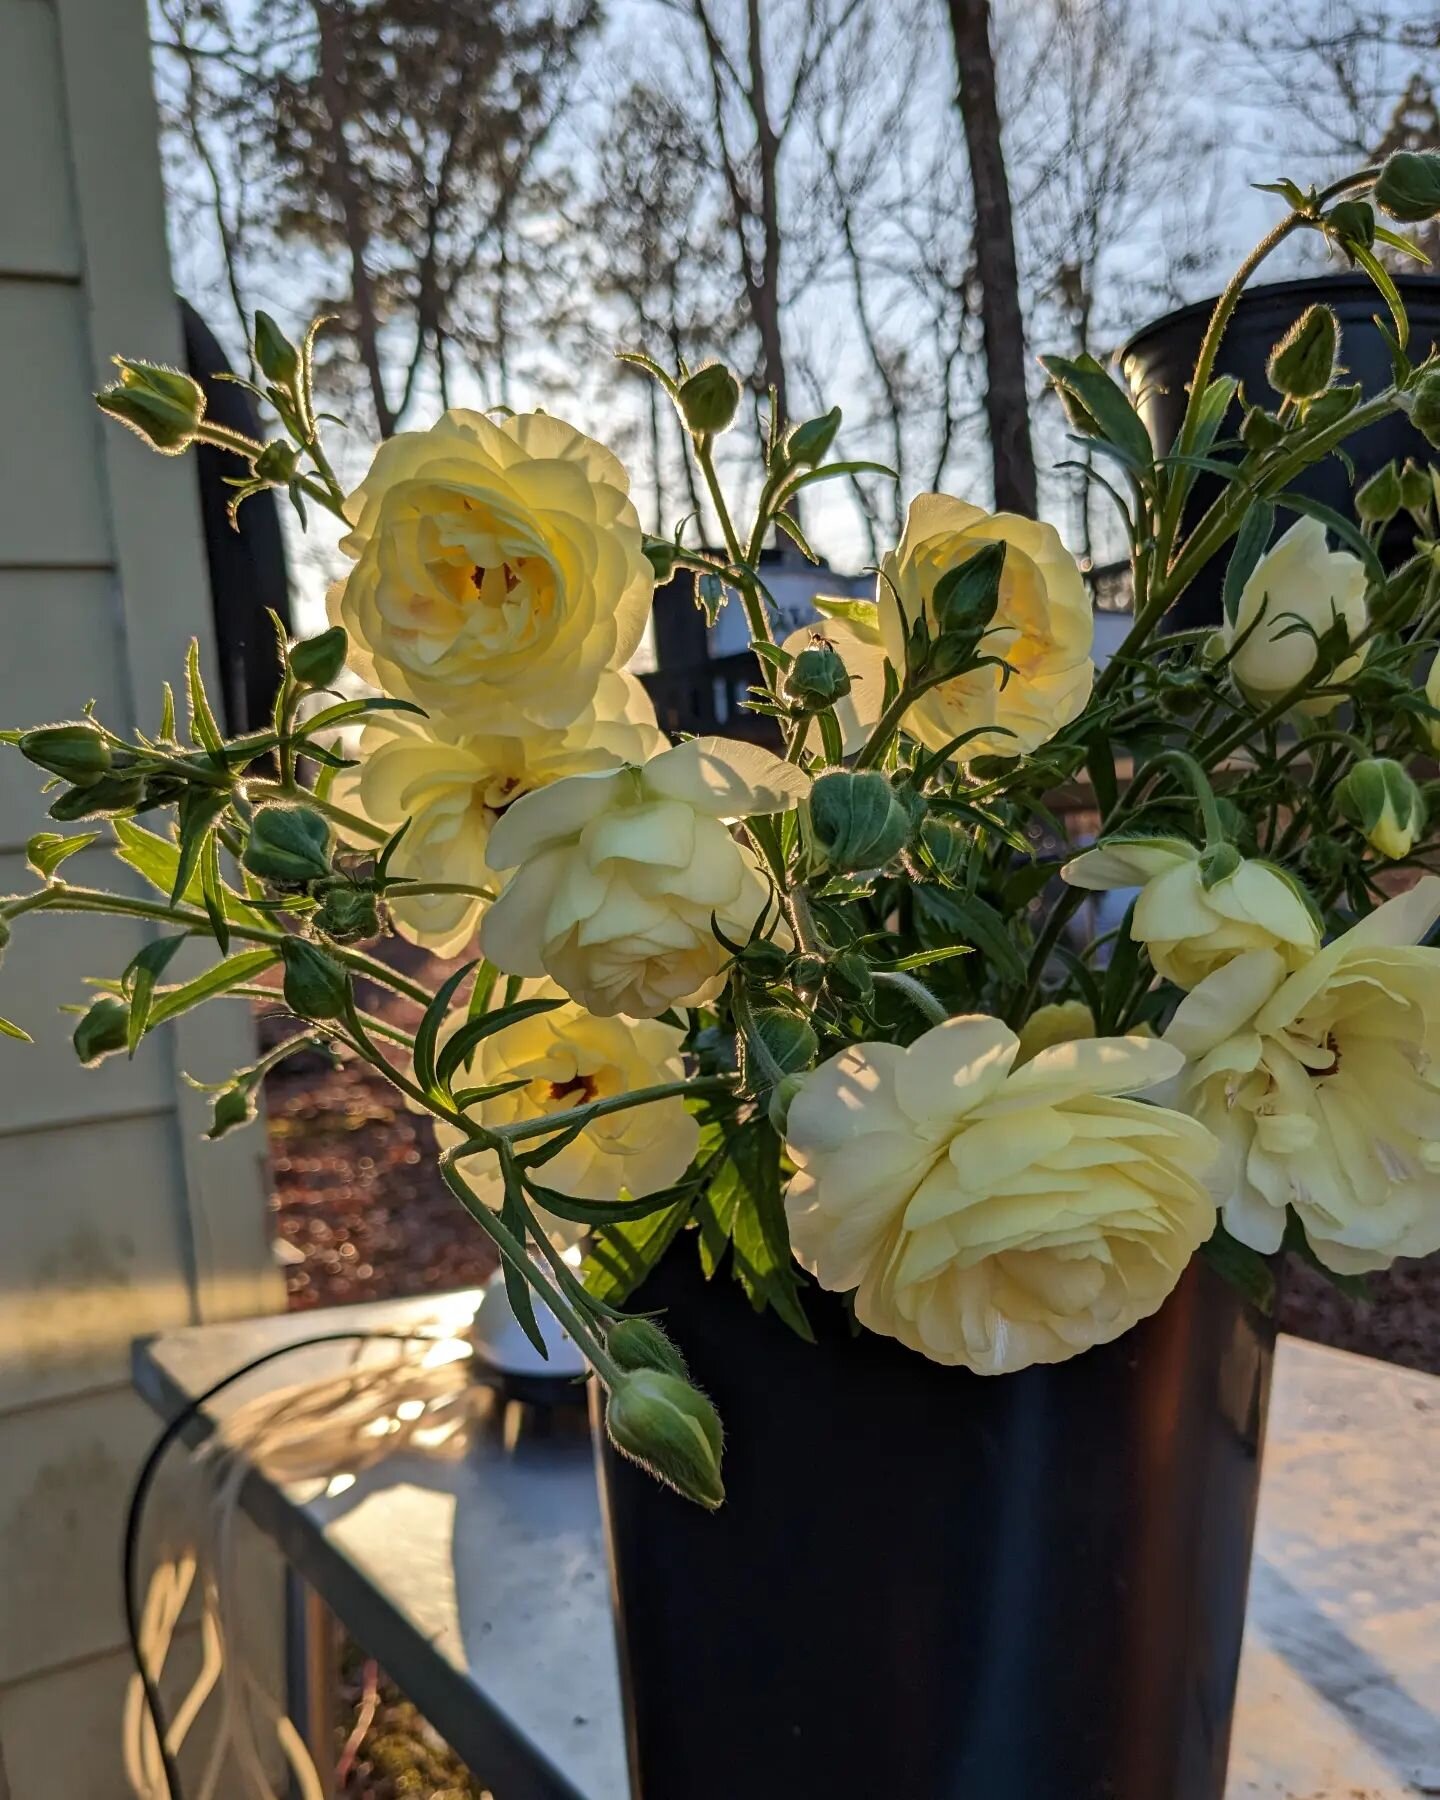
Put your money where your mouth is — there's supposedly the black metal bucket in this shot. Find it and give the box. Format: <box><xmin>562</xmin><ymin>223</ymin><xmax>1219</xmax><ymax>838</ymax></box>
<box><xmin>596</xmin><ymin>1247</ymin><xmax>1274</xmax><ymax>1800</ymax></box>
<box><xmin>1121</xmin><ymin>273</ymin><xmax>1440</xmax><ymax>629</ymax></box>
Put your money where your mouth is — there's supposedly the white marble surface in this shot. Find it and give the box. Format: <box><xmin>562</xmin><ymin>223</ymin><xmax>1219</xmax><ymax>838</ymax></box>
<box><xmin>136</xmin><ymin>1292</ymin><xmax>1440</xmax><ymax>1800</ymax></box>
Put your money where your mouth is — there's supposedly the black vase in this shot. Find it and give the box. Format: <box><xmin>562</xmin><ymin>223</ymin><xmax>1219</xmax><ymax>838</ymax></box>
<box><xmin>1121</xmin><ymin>272</ymin><xmax>1440</xmax><ymax>629</ymax></box>
<box><xmin>596</xmin><ymin>1247</ymin><xmax>1274</xmax><ymax>1800</ymax></box>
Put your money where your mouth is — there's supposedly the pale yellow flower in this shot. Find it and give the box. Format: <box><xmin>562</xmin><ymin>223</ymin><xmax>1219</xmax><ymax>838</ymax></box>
<box><xmin>480</xmin><ymin>737</ymin><xmax>809</xmax><ymax>1018</ymax></box>
<box><xmin>784</xmin><ymin>1018</ymin><xmax>1217</xmax><ymax>1374</ymax></box>
<box><xmin>876</xmin><ymin>494</ymin><xmax>1093</xmax><ymax>759</ymax></box>
<box><xmin>333</xmin><ymin>672</ymin><xmax>664</xmax><ymax>958</ymax></box>
<box><xmin>428</xmin><ymin>980</ymin><xmax>697</xmax><ymax>1248</ymax></box>
<box><xmin>330</xmin><ymin>409</ymin><xmax>653</xmax><ymax>731</ymax></box>
<box><xmin>1061</xmin><ymin>837</ymin><xmax>1320</xmax><ymax>989</ymax></box>
<box><xmin>1015</xmin><ymin>999</ymin><xmax>1096</xmax><ymax>1063</ymax></box>
<box><xmin>1222</xmin><ymin>517</ymin><xmax>1367</xmax><ymax>716</ymax></box>
<box><xmin>1166</xmin><ymin>877</ymin><xmax>1440</xmax><ymax>1272</ymax></box>
<box><xmin>1425</xmin><ymin>653</ymin><xmax>1440</xmax><ymax>752</ymax></box>
<box><xmin>780</xmin><ymin>601</ymin><xmax>887</xmax><ymax>755</ymax></box>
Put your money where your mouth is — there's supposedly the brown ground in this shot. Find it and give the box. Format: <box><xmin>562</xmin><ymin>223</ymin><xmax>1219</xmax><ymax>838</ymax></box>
<box><xmin>258</xmin><ymin>971</ymin><xmax>1440</xmax><ymax>1796</ymax></box>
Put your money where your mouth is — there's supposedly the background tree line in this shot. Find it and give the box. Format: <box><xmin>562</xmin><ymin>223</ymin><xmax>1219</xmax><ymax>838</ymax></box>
<box><xmin>152</xmin><ymin>0</ymin><xmax>1439</xmax><ymax>581</ymax></box>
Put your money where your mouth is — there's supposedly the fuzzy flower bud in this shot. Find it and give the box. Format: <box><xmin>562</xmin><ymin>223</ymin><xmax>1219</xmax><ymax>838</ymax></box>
<box><xmin>95</xmin><ymin>359</ymin><xmax>205</xmax><ymax>454</ymax></box>
<box><xmin>242</xmin><ymin>805</ymin><xmax>333</xmax><ymax>886</ymax></box>
<box><xmin>785</xmin><ymin>641</ymin><xmax>852</xmax><ymax>711</ymax></box>
<box><xmin>73</xmin><ymin>996</ymin><xmax>131</xmax><ymax>1066</ymax></box>
<box><xmin>678</xmin><ymin>364</ymin><xmax>741</xmax><ymax>435</ymax></box>
<box><xmin>606</xmin><ymin>1318</ymin><xmax>689</xmax><ymax>1381</ymax></box>
<box><xmin>1357</xmin><ymin>461</ymin><xmax>1403</xmax><ymax>525</ymax></box>
<box><xmin>48</xmin><ymin>772</ymin><xmax>145</xmax><ymax>821</ymax></box>
<box><xmin>206</xmin><ymin>1083</ymin><xmax>259</xmax><ymax>1140</ymax></box>
<box><xmin>253</xmin><ymin>311</ymin><xmax>301</xmax><ymax>386</ymax></box>
<box><xmin>605</xmin><ymin>1369</ymin><xmax>725</xmax><ymax>1509</ymax></box>
<box><xmin>1407</xmin><ymin>370</ymin><xmax>1440</xmax><ymax>450</ymax></box>
<box><xmin>1373</xmin><ymin>150</ymin><xmax>1440</xmax><ymax>224</ymax></box>
<box><xmin>1267</xmin><ymin>305</ymin><xmax>1339</xmax><ymax>401</ymax></box>
<box><xmin>279</xmin><ymin>937</ymin><xmax>349</xmax><ymax>1020</ymax></box>
<box><xmin>288</xmin><ymin>626</ymin><xmax>350</xmax><ymax>690</ymax></box>
<box><xmin>312</xmin><ymin>882</ymin><xmax>381</xmax><ymax>944</ymax></box>
<box><xmin>809</xmin><ymin>770</ymin><xmax>912</xmax><ymax>872</ymax></box>
<box><xmin>1336</xmin><ymin>757</ymin><xmax>1426</xmax><ymax>860</ymax></box>
<box><xmin>19</xmin><ymin>724</ymin><xmax>112</xmax><ymax>786</ymax></box>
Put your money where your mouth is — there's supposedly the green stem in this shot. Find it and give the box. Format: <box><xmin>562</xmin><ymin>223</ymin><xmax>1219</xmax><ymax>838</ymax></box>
<box><xmin>497</xmin><ymin>1076</ymin><xmax>736</xmax><ymax>1148</ymax></box>
<box><xmin>873</xmin><ymin>970</ymin><xmax>948</xmax><ymax>1025</ymax></box>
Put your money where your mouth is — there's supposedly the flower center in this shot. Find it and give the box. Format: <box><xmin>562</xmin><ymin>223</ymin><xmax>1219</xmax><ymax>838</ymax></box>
<box><xmin>547</xmin><ymin>1073</ymin><xmax>598</xmax><ymax>1107</ymax></box>
<box><xmin>1312</xmin><ymin>1032</ymin><xmax>1341</xmax><ymax>1079</ymax></box>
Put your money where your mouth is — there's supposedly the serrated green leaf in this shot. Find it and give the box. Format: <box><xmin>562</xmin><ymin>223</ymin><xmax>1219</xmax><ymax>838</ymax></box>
<box><xmin>185</xmin><ymin>639</ymin><xmax>224</xmax><ymax>755</ymax></box>
<box><xmin>27</xmin><ymin>831</ymin><xmax>99</xmax><ymax>878</ymax></box>
<box><xmin>912</xmin><ymin>886</ymin><xmax>1026</xmax><ymax>986</ymax></box>
<box><xmin>582</xmin><ymin>1197</ymin><xmax>696</xmax><ymax>1305</ymax></box>
<box><xmin>726</xmin><ymin>1119</ymin><xmax>812</xmax><ymax>1338</ymax></box>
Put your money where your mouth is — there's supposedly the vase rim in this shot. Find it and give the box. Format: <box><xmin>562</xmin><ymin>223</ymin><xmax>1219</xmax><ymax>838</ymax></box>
<box><xmin>1121</xmin><ymin>269</ymin><xmax>1440</xmax><ymax>363</ymax></box>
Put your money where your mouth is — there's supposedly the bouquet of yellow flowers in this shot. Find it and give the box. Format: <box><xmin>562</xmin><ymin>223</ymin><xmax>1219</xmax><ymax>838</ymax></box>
<box><xmin>6</xmin><ymin>151</ymin><xmax>1440</xmax><ymax>1513</ymax></box>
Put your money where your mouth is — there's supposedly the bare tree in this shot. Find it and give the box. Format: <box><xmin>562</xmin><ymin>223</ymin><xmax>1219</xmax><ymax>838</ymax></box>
<box><xmin>945</xmin><ymin>0</ymin><xmax>1037</xmax><ymax>515</ymax></box>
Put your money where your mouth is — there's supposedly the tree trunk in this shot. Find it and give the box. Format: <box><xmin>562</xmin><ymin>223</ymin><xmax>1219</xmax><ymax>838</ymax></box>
<box><xmin>946</xmin><ymin>0</ymin><xmax>1036</xmax><ymax>516</ymax></box>
<box><xmin>313</xmin><ymin>1</ymin><xmax>396</xmax><ymax>438</ymax></box>
<box><xmin>745</xmin><ymin>0</ymin><xmax>790</xmax><ymax>431</ymax></box>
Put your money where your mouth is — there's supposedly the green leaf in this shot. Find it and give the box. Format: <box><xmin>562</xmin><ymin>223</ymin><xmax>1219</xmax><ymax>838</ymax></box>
<box><xmin>185</xmin><ymin>639</ymin><xmax>225</xmax><ymax>755</ymax></box>
<box><xmin>776</xmin><ymin>459</ymin><xmax>896</xmax><ymax>498</ymax></box>
<box><xmin>413</xmin><ymin>959</ymin><xmax>479</xmax><ymax>1096</ymax></box>
<box><xmin>912</xmin><ymin>886</ymin><xmax>1026</xmax><ymax>986</ymax></box>
<box><xmin>466</xmin><ymin>959</ymin><xmax>500</xmax><ymax>1021</ymax></box>
<box><xmin>112</xmin><ymin>816</ymin><xmax>266</xmax><ymax>930</ymax></box>
<box><xmin>169</xmin><ymin>789</ymin><xmax>230</xmax><ymax>909</ymax></box>
<box><xmin>1349</xmin><ymin>242</ymin><xmax>1408</xmax><ymax>349</ymax></box>
<box><xmin>27</xmin><ymin>831</ymin><xmax>99</xmax><ymax>878</ymax></box>
<box><xmin>124</xmin><ymin>934</ymin><xmax>187</xmax><ymax>1053</ymax></box>
<box><xmin>726</xmin><ymin>1119</ymin><xmax>812</xmax><ymax>1339</ymax></box>
<box><xmin>1201</xmin><ymin>1222</ymin><xmax>1276</xmax><ymax>1315</ymax></box>
<box><xmin>1222</xmin><ymin>501</ymin><xmax>1275</xmax><ymax>628</ymax></box>
<box><xmin>582</xmin><ymin>1197</ymin><xmax>696</xmax><ymax>1305</ymax></box>
<box><xmin>300</xmin><ymin>696</ymin><xmax>427</xmax><ymax>735</ymax></box>
<box><xmin>148</xmin><ymin>948</ymin><xmax>279</xmax><ymax>1026</ymax></box>
<box><xmin>1040</xmin><ymin>352</ymin><xmax>1153</xmax><ymax>470</ymax></box>
<box><xmin>158</xmin><ymin>683</ymin><xmax>176</xmax><ymax>742</ymax></box>
<box><xmin>434</xmin><ymin>995</ymin><xmax>564</xmax><ymax>1090</ymax></box>
<box><xmin>498</xmin><ymin>1184</ymin><xmax>548</xmax><ymax>1358</ymax></box>
<box><xmin>200</xmin><ymin>830</ymin><xmax>230</xmax><ymax>955</ymax></box>
<box><xmin>0</xmin><ymin>1016</ymin><xmax>33</xmax><ymax>1043</ymax></box>
<box><xmin>1282</xmin><ymin>1209</ymin><xmax>1369</xmax><ymax>1300</ymax></box>
<box><xmin>772</xmin><ymin>510</ymin><xmax>819</xmax><ymax>562</ymax></box>
<box><xmin>523</xmin><ymin>1175</ymin><xmax>701</xmax><ymax>1226</ymax></box>
<box><xmin>880</xmin><ymin>943</ymin><xmax>974</xmax><ymax>973</ymax></box>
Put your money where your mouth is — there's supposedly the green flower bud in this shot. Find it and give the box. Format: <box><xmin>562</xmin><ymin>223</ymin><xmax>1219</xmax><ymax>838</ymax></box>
<box><xmin>95</xmin><ymin>358</ymin><xmax>205</xmax><ymax>454</ymax></box>
<box><xmin>253</xmin><ymin>311</ymin><xmax>301</xmax><ymax>386</ymax></box>
<box><xmin>790</xmin><ymin>952</ymin><xmax>827</xmax><ymax>990</ymax></box>
<box><xmin>605</xmin><ymin>1369</ymin><xmax>725</xmax><ymax>1510</ymax></box>
<box><xmin>607</xmin><ymin>1318</ymin><xmax>689</xmax><ymax>1381</ymax></box>
<box><xmin>809</xmin><ymin>770</ymin><xmax>912</xmax><ymax>872</ymax></box>
<box><xmin>919</xmin><ymin>815</ymin><xmax>969</xmax><ymax>879</ymax></box>
<box><xmin>288</xmin><ymin>626</ymin><xmax>349</xmax><ymax>690</ymax></box>
<box><xmin>785</xmin><ymin>641</ymin><xmax>851</xmax><ymax>711</ymax></box>
<box><xmin>678</xmin><ymin>363</ymin><xmax>741</xmax><ymax>435</ymax></box>
<box><xmin>1240</xmin><ymin>405</ymin><xmax>1286</xmax><ymax>453</ymax></box>
<box><xmin>826</xmin><ymin>948</ymin><xmax>874</xmax><ymax>1005</ymax></box>
<box><xmin>206</xmin><ymin>1083</ymin><xmax>259</xmax><ymax>1140</ymax></box>
<box><xmin>785</xmin><ymin>407</ymin><xmax>841</xmax><ymax>468</ymax></box>
<box><xmin>1267</xmin><ymin>305</ymin><xmax>1339</xmax><ymax>401</ymax></box>
<box><xmin>642</xmin><ymin>537</ymin><xmax>679</xmax><ymax>582</ymax></box>
<box><xmin>1302</xmin><ymin>383</ymin><xmax>1361</xmax><ymax>432</ymax></box>
<box><xmin>931</xmin><ymin>541</ymin><xmax>1006</xmax><ymax>642</ymax></box>
<box><xmin>1373</xmin><ymin>150</ymin><xmax>1440</xmax><ymax>224</ymax></box>
<box><xmin>312</xmin><ymin>882</ymin><xmax>381</xmax><ymax>945</ymax></box>
<box><xmin>19</xmin><ymin>723</ymin><xmax>112</xmax><ymax>785</ymax></box>
<box><xmin>1357</xmin><ymin>461</ymin><xmax>1403</xmax><ymax>525</ymax></box>
<box><xmin>1399</xmin><ymin>459</ymin><xmax>1433</xmax><ymax>518</ymax></box>
<box><xmin>279</xmin><ymin>937</ymin><xmax>350</xmax><ymax>1020</ymax></box>
<box><xmin>1323</xmin><ymin>198</ymin><xmax>1377</xmax><ymax>253</ymax></box>
<box><xmin>751</xmin><ymin>1007</ymin><xmax>818</xmax><ymax>1079</ymax></box>
<box><xmin>254</xmin><ymin>439</ymin><xmax>299</xmax><ymax>484</ymax></box>
<box><xmin>73</xmin><ymin>996</ymin><xmax>131</xmax><ymax>1066</ymax></box>
<box><xmin>1407</xmin><ymin>370</ymin><xmax>1440</xmax><ymax>450</ymax></box>
<box><xmin>48</xmin><ymin>772</ymin><xmax>146</xmax><ymax>821</ymax></box>
<box><xmin>737</xmin><ymin>938</ymin><xmax>790</xmax><ymax>981</ymax></box>
<box><xmin>766</xmin><ymin>1070</ymin><xmax>806</xmax><ymax>1135</ymax></box>
<box><xmin>1336</xmin><ymin>757</ymin><xmax>1426</xmax><ymax>861</ymax></box>
<box><xmin>243</xmin><ymin>805</ymin><xmax>333</xmax><ymax>886</ymax></box>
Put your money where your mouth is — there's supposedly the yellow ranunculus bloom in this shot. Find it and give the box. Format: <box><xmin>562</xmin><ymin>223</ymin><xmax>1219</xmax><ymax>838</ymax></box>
<box><xmin>1061</xmin><ymin>836</ymin><xmax>1320</xmax><ymax>989</ymax></box>
<box><xmin>330</xmin><ymin>409</ymin><xmax>653</xmax><ymax>731</ymax></box>
<box><xmin>876</xmin><ymin>494</ymin><xmax>1094</xmax><ymax>759</ymax></box>
<box><xmin>1166</xmin><ymin>876</ymin><xmax>1440</xmax><ymax>1273</ymax></box>
<box><xmin>480</xmin><ymin>737</ymin><xmax>810</xmax><ymax>1018</ymax></box>
<box><xmin>332</xmin><ymin>672</ymin><xmax>664</xmax><ymax>958</ymax></box>
<box><xmin>784</xmin><ymin>1018</ymin><xmax>1217</xmax><ymax>1374</ymax></box>
<box><xmin>1015</xmin><ymin>999</ymin><xmax>1096</xmax><ymax>1063</ymax></box>
<box><xmin>428</xmin><ymin>980</ymin><xmax>698</xmax><ymax>1247</ymax></box>
<box><xmin>1222</xmin><ymin>517</ymin><xmax>1367</xmax><ymax>716</ymax></box>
